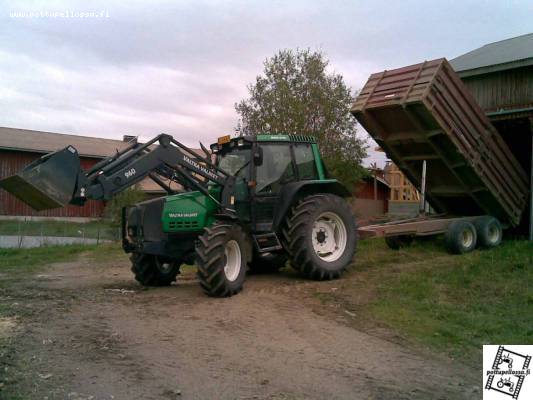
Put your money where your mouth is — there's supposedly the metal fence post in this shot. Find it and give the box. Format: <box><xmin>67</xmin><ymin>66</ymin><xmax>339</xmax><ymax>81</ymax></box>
<box><xmin>420</xmin><ymin>160</ymin><xmax>427</xmax><ymax>215</ymax></box>
<box><xmin>17</xmin><ymin>220</ymin><xmax>21</xmax><ymax>248</ymax></box>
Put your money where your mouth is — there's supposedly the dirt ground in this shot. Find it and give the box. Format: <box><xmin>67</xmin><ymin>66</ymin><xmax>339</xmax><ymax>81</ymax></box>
<box><xmin>0</xmin><ymin>253</ymin><xmax>479</xmax><ymax>400</ymax></box>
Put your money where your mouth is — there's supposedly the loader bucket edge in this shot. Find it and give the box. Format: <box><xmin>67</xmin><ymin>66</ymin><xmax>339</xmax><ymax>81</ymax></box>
<box><xmin>0</xmin><ymin>146</ymin><xmax>83</xmax><ymax>211</ymax></box>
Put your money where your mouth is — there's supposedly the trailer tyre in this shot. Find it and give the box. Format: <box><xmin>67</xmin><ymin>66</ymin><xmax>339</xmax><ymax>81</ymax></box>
<box><xmin>385</xmin><ymin>235</ymin><xmax>414</xmax><ymax>250</ymax></box>
<box><xmin>445</xmin><ymin>221</ymin><xmax>477</xmax><ymax>254</ymax></box>
<box><xmin>286</xmin><ymin>194</ymin><xmax>357</xmax><ymax>280</ymax></box>
<box><xmin>131</xmin><ymin>254</ymin><xmax>181</xmax><ymax>286</ymax></box>
<box><xmin>196</xmin><ymin>222</ymin><xmax>248</xmax><ymax>297</ymax></box>
<box><xmin>474</xmin><ymin>216</ymin><xmax>502</xmax><ymax>248</ymax></box>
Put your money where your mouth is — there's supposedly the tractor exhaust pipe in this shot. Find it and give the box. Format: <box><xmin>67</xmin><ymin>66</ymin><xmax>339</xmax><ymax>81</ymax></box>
<box><xmin>0</xmin><ymin>146</ymin><xmax>85</xmax><ymax>210</ymax></box>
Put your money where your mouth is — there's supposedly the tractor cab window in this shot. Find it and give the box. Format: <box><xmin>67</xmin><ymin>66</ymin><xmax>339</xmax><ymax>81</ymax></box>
<box><xmin>255</xmin><ymin>144</ymin><xmax>295</xmax><ymax>194</ymax></box>
<box><xmin>293</xmin><ymin>143</ymin><xmax>318</xmax><ymax>180</ymax></box>
<box><xmin>217</xmin><ymin>148</ymin><xmax>251</xmax><ymax>179</ymax></box>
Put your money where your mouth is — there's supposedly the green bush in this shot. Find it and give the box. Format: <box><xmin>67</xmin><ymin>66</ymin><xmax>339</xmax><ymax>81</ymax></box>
<box><xmin>103</xmin><ymin>186</ymin><xmax>146</xmax><ymax>226</ymax></box>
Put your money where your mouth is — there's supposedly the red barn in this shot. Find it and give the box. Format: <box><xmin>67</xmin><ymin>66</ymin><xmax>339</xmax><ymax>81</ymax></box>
<box><xmin>0</xmin><ymin>127</ymin><xmax>165</xmax><ymax>220</ymax></box>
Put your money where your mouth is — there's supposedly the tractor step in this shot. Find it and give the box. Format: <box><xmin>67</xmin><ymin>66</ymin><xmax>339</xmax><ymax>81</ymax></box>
<box><xmin>253</xmin><ymin>233</ymin><xmax>282</xmax><ymax>253</ymax></box>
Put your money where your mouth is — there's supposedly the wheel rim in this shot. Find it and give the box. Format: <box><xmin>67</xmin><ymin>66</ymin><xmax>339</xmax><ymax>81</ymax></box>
<box><xmin>487</xmin><ymin>224</ymin><xmax>500</xmax><ymax>243</ymax></box>
<box><xmin>155</xmin><ymin>257</ymin><xmax>175</xmax><ymax>274</ymax></box>
<box><xmin>312</xmin><ymin>212</ymin><xmax>348</xmax><ymax>262</ymax></box>
<box><xmin>224</xmin><ymin>240</ymin><xmax>241</xmax><ymax>282</ymax></box>
<box><xmin>461</xmin><ymin>229</ymin><xmax>474</xmax><ymax>248</ymax></box>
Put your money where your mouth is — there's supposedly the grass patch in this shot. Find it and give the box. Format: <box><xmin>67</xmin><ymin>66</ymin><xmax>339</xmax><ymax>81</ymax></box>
<box><xmin>342</xmin><ymin>238</ymin><xmax>533</xmax><ymax>364</ymax></box>
<box><xmin>0</xmin><ymin>243</ymin><xmax>124</xmax><ymax>272</ymax></box>
<box><xmin>0</xmin><ymin>220</ymin><xmax>119</xmax><ymax>240</ymax></box>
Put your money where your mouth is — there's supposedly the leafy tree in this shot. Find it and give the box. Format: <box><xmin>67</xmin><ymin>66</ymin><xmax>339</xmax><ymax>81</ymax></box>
<box><xmin>235</xmin><ymin>48</ymin><xmax>368</xmax><ymax>190</ymax></box>
<box><xmin>103</xmin><ymin>185</ymin><xmax>146</xmax><ymax>227</ymax></box>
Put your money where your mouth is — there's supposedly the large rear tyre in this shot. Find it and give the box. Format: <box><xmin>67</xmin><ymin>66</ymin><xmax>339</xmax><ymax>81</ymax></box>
<box><xmin>131</xmin><ymin>254</ymin><xmax>181</xmax><ymax>286</ymax></box>
<box><xmin>285</xmin><ymin>194</ymin><xmax>357</xmax><ymax>280</ymax></box>
<box><xmin>196</xmin><ymin>222</ymin><xmax>248</xmax><ymax>297</ymax></box>
<box><xmin>248</xmin><ymin>252</ymin><xmax>287</xmax><ymax>274</ymax></box>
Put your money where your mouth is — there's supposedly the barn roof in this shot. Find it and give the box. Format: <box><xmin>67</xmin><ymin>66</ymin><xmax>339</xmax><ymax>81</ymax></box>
<box><xmin>0</xmin><ymin>126</ymin><xmax>131</xmax><ymax>158</ymax></box>
<box><xmin>450</xmin><ymin>33</ymin><xmax>533</xmax><ymax>77</ymax></box>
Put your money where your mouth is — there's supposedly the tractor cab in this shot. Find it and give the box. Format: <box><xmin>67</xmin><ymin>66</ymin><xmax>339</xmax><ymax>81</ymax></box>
<box><xmin>211</xmin><ymin>134</ymin><xmax>329</xmax><ymax>232</ymax></box>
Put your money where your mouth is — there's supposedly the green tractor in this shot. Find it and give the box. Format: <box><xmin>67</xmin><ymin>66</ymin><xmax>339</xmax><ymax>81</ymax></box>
<box><xmin>0</xmin><ymin>133</ymin><xmax>357</xmax><ymax>297</ymax></box>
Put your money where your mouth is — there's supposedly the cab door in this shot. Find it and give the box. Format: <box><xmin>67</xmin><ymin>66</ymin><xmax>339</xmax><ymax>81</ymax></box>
<box><xmin>251</xmin><ymin>143</ymin><xmax>296</xmax><ymax>232</ymax></box>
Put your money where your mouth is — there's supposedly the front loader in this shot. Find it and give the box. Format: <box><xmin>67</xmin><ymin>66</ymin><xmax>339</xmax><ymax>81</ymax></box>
<box><xmin>0</xmin><ymin>133</ymin><xmax>357</xmax><ymax>297</ymax></box>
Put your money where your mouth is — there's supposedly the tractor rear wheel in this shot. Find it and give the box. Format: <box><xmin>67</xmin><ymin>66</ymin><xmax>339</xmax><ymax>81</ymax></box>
<box><xmin>249</xmin><ymin>252</ymin><xmax>287</xmax><ymax>274</ymax></box>
<box><xmin>285</xmin><ymin>194</ymin><xmax>357</xmax><ymax>280</ymax></box>
<box><xmin>131</xmin><ymin>254</ymin><xmax>181</xmax><ymax>286</ymax></box>
<box><xmin>196</xmin><ymin>222</ymin><xmax>248</xmax><ymax>297</ymax></box>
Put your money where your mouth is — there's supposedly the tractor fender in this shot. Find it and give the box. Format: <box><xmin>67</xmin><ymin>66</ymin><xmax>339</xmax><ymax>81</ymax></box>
<box><xmin>272</xmin><ymin>180</ymin><xmax>351</xmax><ymax>231</ymax></box>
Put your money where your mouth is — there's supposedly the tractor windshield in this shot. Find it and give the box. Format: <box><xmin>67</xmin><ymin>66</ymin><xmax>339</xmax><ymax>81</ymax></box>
<box><xmin>217</xmin><ymin>148</ymin><xmax>251</xmax><ymax>178</ymax></box>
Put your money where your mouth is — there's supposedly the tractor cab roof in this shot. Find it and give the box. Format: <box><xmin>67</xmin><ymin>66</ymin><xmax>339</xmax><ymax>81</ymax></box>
<box><xmin>210</xmin><ymin>134</ymin><xmax>317</xmax><ymax>153</ymax></box>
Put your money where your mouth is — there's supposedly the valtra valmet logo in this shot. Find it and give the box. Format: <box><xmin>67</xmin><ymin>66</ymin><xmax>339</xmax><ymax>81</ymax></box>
<box><xmin>168</xmin><ymin>212</ymin><xmax>198</xmax><ymax>218</ymax></box>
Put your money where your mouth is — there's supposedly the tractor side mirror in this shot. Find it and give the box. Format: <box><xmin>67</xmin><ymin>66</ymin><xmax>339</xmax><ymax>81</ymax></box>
<box><xmin>253</xmin><ymin>147</ymin><xmax>263</xmax><ymax>166</ymax></box>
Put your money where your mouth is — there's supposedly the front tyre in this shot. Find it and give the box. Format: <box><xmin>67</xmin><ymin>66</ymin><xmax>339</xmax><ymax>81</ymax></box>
<box><xmin>196</xmin><ymin>222</ymin><xmax>248</xmax><ymax>297</ymax></box>
<box><xmin>131</xmin><ymin>254</ymin><xmax>181</xmax><ymax>286</ymax></box>
<box><xmin>286</xmin><ymin>194</ymin><xmax>357</xmax><ymax>280</ymax></box>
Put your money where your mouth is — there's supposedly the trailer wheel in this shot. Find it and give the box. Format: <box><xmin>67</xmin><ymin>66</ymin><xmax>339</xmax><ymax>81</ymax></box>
<box><xmin>249</xmin><ymin>252</ymin><xmax>287</xmax><ymax>274</ymax></box>
<box><xmin>285</xmin><ymin>194</ymin><xmax>357</xmax><ymax>280</ymax></box>
<box><xmin>385</xmin><ymin>235</ymin><xmax>414</xmax><ymax>250</ymax></box>
<box><xmin>131</xmin><ymin>254</ymin><xmax>181</xmax><ymax>286</ymax></box>
<box><xmin>474</xmin><ymin>216</ymin><xmax>502</xmax><ymax>248</ymax></box>
<box><xmin>196</xmin><ymin>222</ymin><xmax>248</xmax><ymax>297</ymax></box>
<box><xmin>445</xmin><ymin>221</ymin><xmax>477</xmax><ymax>254</ymax></box>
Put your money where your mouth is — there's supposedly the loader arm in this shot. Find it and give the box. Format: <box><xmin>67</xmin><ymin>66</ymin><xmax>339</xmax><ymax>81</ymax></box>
<box><xmin>0</xmin><ymin>134</ymin><xmax>237</xmax><ymax>214</ymax></box>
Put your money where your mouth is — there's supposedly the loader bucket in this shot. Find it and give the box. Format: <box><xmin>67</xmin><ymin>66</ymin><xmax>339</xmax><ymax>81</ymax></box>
<box><xmin>0</xmin><ymin>146</ymin><xmax>83</xmax><ymax>210</ymax></box>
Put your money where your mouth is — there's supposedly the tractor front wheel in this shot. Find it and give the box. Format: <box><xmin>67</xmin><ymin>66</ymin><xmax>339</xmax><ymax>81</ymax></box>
<box><xmin>286</xmin><ymin>194</ymin><xmax>357</xmax><ymax>280</ymax></box>
<box><xmin>196</xmin><ymin>222</ymin><xmax>248</xmax><ymax>297</ymax></box>
<box><xmin>131</xmin><ymin>254</ymin><xmax>181</xmax><ymax>286</ymax></box>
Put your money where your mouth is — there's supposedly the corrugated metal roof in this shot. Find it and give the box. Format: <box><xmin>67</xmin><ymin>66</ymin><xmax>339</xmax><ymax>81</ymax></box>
<box><xmin>0</xmin><ymin>126</ymin><xmax>131</xmax><ymax>158</ymax></box>
<box><xmin>450</xmin><ymin>33</ymin><xmax>533</xmax><ymax>76</ymax></box>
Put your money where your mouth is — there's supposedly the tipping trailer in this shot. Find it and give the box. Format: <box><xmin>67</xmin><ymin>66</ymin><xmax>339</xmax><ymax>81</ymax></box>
<box><xmin>352</xmin><ymin>58</ymin><xmax>529</xmax><ymax>254</ymax></box>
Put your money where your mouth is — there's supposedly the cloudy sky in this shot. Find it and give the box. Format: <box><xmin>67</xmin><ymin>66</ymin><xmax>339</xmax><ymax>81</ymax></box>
<box><xmin>1</xmin><ymin>0</ymin><xmax>531</xmax><ymax>166</ymax></box>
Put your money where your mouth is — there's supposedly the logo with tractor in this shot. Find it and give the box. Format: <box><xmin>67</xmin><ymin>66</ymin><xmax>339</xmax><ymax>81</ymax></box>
<box><xmin>484</xmin><ymin>345</ymin><xmax>532</xmax><ymax>399</ymax></box>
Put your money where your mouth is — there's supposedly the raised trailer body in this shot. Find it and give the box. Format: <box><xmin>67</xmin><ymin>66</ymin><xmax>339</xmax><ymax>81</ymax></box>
<box><xmin>352</xmin><ymin>58</ymin><xmax>529</xmax><ymax>227</ymax></box>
